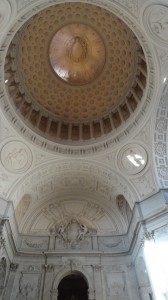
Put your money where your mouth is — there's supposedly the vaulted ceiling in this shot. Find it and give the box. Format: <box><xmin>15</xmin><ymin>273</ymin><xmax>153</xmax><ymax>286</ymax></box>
<box><xmin>0</xmin><ymin>0</ymin><xmax>168</xmax><ymax>236</ymax></box>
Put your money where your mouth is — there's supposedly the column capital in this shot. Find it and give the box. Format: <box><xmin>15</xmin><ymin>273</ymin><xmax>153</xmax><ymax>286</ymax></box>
<box><xmin>141</xmin><ymin>230</ymin><xmax>155</xmax><ymax>246</ymax></box>
<box><xmin>92</xmin><ymin>264</ymin><xmax>102</xmax><ymax>271</ymax></box>
<box><xmin>10</xmin><ymin>263</ymin><xmax>19</xmax><ymax>272</ymax></box>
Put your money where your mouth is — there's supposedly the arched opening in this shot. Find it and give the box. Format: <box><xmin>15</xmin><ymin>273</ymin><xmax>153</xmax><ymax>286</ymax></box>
<box><xmin>58</xmin><ymin>272</ymin><xmax>88</xmax><ymax>300</ymax></box>
<box><xmin>116</xmin><ymin>194</ymin><xmax>132</xmax><ymax>225</ymax></box>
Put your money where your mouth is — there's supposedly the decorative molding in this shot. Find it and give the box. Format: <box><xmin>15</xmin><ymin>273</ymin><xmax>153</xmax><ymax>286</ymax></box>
<box><xmin>9</xmin><ymin>160</ymin><xmax>137</xmax><ymax>209</ymax></box>
<box><xmin>154</xmin><ymin>82</ymin><xmax>168</xmax><ymax>188</ymax></box>
<box><xmin>22</xmin><ymin>265</ymin><xmax>41</xmax><ymax>273</ymax></box>
<box><xmin>104</xmin><ymin>265</ymin><xmax>123</xmax><ymax>272</ymax></box>
<box><xmin>114</xmin><ymin>0</ymin><xmax>138</xmax><ymax>17</ymax></box>
<box><xmin>156</xmin><ymin>47</ymin><xmax>168</xmax><ymax>74</ymax></box>
<box><xmin>92</xmin><ymin>264</ymin><xmax>102</xmax><ymax>271</ymax></box>
<box><xmin>16</xmin><ymin>0</ymin><xmax>35</xmax><ymax>11</ymax></box>
<box><xmin>23</xmin><ymin>239</ymin><xmax>47</xmax><ymax>249</ymax></box>
<box><xmin>0</xmin><ymin>170</ymin><xmax>9</xmax><ymax>197</ymax></box>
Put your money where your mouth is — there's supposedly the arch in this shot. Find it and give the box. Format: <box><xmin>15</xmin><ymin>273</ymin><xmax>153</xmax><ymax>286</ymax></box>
<box><xmin>52</xmin><ymin>264</ymin><xmax>94</xmax><ymax>300</ymax></box>
<box><xmin>58</xmin><ymin>272</ymin><xmax>88</xmax><ymax>300</ymax></box>
<box><xmin>15</xmin><ymin>194</ymin><xmax>32</xmax><ymax>227</ymax></box>
<box><xmin>116</xmin><ymin>194</ymin><xmax>132</xmax><ymax>225</ymax></box>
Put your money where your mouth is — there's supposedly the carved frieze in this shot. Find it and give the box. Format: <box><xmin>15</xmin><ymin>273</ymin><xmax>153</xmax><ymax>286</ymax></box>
<box><xmin>154</xmin><ymin>82</ymin><xmax>168</xmax><ymax>188</ymax></box>
<box><xmin>23</xmin><ymin>238</ymin><xmax>48</xmax><ymax>249</ymax></box>
<box><xmin>22</xmin><ymin>265</ymin><xmax>41</xmax><ymax>273</ymax></box>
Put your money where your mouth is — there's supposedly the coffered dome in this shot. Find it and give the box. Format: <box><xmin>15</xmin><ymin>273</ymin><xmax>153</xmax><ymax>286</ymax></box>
<box><xmin>5</xmin><ymin>2</ymin><xmax>147</xmax><ymax>144</ymax></box>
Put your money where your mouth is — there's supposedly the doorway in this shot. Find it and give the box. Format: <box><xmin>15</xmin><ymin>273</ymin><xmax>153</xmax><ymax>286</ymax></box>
<box><xmin>58</xmin><ymin>272</ymin><xmax>88</xmax><ymax>300</ymax></box>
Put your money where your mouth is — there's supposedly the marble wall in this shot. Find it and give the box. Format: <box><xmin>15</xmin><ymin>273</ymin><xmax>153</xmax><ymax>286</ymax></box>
<box><xmin>0</xmin><ymin>192</ymin><xmax>168</xmax><ymax>300</ymax></box>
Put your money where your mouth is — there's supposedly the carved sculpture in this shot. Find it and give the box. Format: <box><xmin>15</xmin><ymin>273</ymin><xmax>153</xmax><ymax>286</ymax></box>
<box><xmin>50</xmin><ymin>219</ymin><xmax>96</xmax><ymax>249</ymax></box>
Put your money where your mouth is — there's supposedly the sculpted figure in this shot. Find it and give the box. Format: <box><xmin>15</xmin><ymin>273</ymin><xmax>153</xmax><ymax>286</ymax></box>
<box><xmin>77</xmin><ymin>223</ymin><xmax>88</xmax><ymax>240</ymax></box>
<box><xmin>57</xmin><ymin>224</ymin><xmax>66</xmax><ymax>241</ymax></box>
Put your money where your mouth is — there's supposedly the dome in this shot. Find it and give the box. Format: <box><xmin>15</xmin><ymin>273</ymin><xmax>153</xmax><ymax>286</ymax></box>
<box><xmin>5</xmin><ymin>2</ymin><xmax>147</xmax><ymax>145</ymax></box>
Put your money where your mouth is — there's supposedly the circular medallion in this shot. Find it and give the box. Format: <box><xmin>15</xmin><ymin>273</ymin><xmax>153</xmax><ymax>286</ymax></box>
<box><xmin>49</xmin><ymin>23</ymin><xmax>106</xmax><ymax>85</ymax></box>
<box><xmin>143</xmin><ymin>4</ymin><xmax>168</xmax><ymax>47</ymax></box>
<box><xmin>117</xmin><ymin>144</ymin><xmax>147</xmax><ymax>175</ymax></box>
<box><xmin>0</xmin><ymin>141</ymin><xmax>33</xmax><ymax>174</ymax></box>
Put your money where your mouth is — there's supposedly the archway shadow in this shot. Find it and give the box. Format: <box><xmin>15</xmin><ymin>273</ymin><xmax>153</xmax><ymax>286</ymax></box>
<box><xmin>58</xmin><ymin>272</ymin><xmax>88</xmax><ymax>300</ymax></box>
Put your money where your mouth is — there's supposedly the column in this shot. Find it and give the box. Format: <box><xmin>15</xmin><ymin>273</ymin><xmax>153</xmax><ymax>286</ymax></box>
<box><xmin>92</xmin><ymin>265</ymin><xmax>103</xmax><ymax>300</ymax></box>
<box><xmin>50</xmin><ymin>288</ymin><xmax>58</xmax><ymax>300</ymax></box>
<box><xmin>126</xmin><ymin>263</ymin><xmax>141</xmax><ymax>300</ymax></box>
<box><xmin>43</xmin><ymin>264</ymin><xmax>55</xmax><ymax>300</ymax></box>
<box><xmin>3</xmin><ymin>263</ymin><xmax>19</xmax><ymax>300</ymax></box>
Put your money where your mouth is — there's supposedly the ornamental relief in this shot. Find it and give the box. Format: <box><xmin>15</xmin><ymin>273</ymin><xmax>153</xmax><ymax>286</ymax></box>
<box><xmin>154</xmin><ymin>82</ymin><xmax>168</xmax><ymax>187</ymax></box>
<box><xmin>0</xmin><ymin>140</ymin><xmax>33</xmax><ymax>174</ymax></box>
<box><xmin>130</xmin><ymin>168</ymin><xmax>158</xmax><ymax>198</ymax></box>
<box><xmin>14</xmin><ymin>272</ymin><xmax>40</xmax><ymax>300</ymax></box>
<box><xmin>50</xmin><ymin>218</ymin><xmax>96</xmax><ymax>249</ymax></box>
<box><xmin>143</xmin><ymin>4</ymin><xmax>168</xmax><ymax>47</ymax></box>
<box><xmin>104</xmin><ymin>269</ymin><xmax>129</xmax><ymax>299</ymax></box>
<box><xmin>11</xmin><ymin>161</ymin><xmax>136</xmax><ymax>208</ymax></box>
<box><xmin>23</xmin><ymin>199</ymin><xmax>119</xmax><ymax>236</ymax></box>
